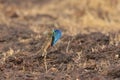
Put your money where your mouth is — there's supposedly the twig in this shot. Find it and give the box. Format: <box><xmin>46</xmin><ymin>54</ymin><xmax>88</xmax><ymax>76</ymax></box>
<box><xmin>66</xmin><ymin>36</ymin><xmax>74</xmax><ymax>53</ymax></box>
<box><xmin>43</xmin><ymin>51</ymin><xmax>48</xmax><ymax>73</ymax></box>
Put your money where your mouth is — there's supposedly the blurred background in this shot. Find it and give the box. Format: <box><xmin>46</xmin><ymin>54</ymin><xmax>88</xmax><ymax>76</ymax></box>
<box><xmin>0</xmin><ymin>0</ymin><xmax>120</xmax><ymax>80</ymax></box>
<box><xmin>0</xmin><ymin>0</ymin><xmax>120</xmax><ymax>35</ymax></box>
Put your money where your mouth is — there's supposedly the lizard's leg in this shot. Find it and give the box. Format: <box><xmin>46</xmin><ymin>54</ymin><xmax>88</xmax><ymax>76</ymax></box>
<box><xmin>43</xmin><ymin>50</ymin><xmax>48</xmax><ymax>72</ymax></box>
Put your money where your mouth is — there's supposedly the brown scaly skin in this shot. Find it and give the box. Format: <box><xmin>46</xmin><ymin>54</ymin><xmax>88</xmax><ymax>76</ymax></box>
<box><xmin>41</xmin><ymin>34</ymin><xmax>52</xmax><ymax>56</ymax></box>
<box><xmin>37</xmin><ymin>30</ymin><xmax>53</xmax><ymax>56</ymax></box>
<box><xmin>36</xmin><ymin>30</ymin><xmax>53</xmax><ymax>72</ymax></box>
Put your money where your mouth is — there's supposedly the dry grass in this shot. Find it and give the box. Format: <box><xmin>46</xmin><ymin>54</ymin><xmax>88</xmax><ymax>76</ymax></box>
<box><xmin>0</xmin><ymin>0</ymin><xmax>120</xmax><ymax>35</ymax></box>
<box><xmin>22</xmin><ymin>0</ymin><xmax>120</xmax><ymax>34</ymax></box>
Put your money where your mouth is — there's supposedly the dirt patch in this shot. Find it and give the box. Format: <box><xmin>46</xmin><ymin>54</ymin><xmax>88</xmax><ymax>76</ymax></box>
<box><xmin>0</xmin><ymin>26</ymin><xmax>120</xmax><ymax>80</ymax></box>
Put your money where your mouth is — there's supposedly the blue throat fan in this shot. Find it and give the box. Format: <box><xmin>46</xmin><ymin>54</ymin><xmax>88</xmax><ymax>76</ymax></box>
<box><xmin>51</xmin><ymin>29</ymin><xmax>62</xmax><ymax>46</ymax></box>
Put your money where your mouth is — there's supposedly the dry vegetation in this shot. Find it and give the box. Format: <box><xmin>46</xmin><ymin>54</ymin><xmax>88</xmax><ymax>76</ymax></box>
<box><xmin>0</xmin><ymin>0</ymin><xmax>120</xmax><ymax>80</ymax></box>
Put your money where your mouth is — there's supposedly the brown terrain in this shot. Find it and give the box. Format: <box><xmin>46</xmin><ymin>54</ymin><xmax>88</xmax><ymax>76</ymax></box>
<box><xmin>0</xmin><ymin>0</ymin><xmax>120</xmax><ymax>80</ymax></box>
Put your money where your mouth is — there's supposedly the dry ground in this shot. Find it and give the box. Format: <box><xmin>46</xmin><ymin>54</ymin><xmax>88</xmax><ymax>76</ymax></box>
<box><xmin>0</xmin><ymin>0</ymin><xmax>120</xmax><ymax>80</ymax></box>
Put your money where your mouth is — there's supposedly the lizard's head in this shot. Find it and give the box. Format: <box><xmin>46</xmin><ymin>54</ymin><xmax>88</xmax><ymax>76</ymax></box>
<box><xmin>51</xmin><ymin>29</ymin><xmax>62</xmax><ymax>46</ymax></box>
